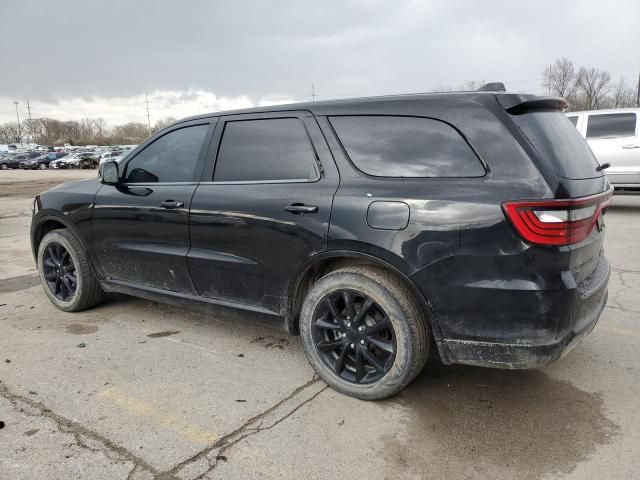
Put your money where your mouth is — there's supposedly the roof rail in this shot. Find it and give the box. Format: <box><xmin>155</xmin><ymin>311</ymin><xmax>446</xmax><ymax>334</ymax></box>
<box><xmin>477</xmin><ymin>82</ymin><xmax>506</xmax><ymax>92</ymax></box>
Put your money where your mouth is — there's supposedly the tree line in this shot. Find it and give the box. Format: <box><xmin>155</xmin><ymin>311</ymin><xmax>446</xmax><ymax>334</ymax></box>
<box><xmin>0</xmin><ymin>116</ymin><xmax>176</xmax><ymax>146</ymax></box>
<box><xmin>542</xmin><ymin>58</ymin><xmax>638</xmax><ymax>111</ymax></box>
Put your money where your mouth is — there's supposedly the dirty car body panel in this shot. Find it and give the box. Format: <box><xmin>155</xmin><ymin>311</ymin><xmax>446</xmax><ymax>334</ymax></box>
<box><xmin>31</xmin><ymin>91</ymin><xmax>611</xmax><ymax>371</ymax></box>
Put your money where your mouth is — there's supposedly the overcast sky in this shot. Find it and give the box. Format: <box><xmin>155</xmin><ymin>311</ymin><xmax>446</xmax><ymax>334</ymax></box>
<box><xmin>0</xmin><ymin>0</ymin><xmax>638</xmax><ymax>125</ymax></box>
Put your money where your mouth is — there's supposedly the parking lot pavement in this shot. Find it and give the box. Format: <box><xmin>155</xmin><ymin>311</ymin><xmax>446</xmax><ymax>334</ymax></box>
<box><xmin>1</xmin><ymin>170</ymin><xmax>639</xmax><ymax>480</ymax></box>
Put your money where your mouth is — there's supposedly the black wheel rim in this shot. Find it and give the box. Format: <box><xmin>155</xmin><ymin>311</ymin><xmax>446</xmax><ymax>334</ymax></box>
<box><xmin>43</xmin><ymin>242</ymin><xmax>77</xmax><ymax>302</ymax></box>
<box><xmin>312</xmin><ymin>289</ymin><xmax>396</xmax><ymax>384</ymax></box>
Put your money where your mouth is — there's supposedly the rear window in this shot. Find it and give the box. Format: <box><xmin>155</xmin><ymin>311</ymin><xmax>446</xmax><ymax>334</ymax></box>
<box><xmin>586</xmin><ymin>113</ymin><xmax>637</xmax><ymax>139</ymax></box>
<box><xmin>511</xmin><ymin>110</ymin><xmax>601</xmax><ymax>180</ymax></box>
<box><xmin>329</xmin><ymin>115</ymin><xmax>485</xmax><ymax>178</ymax></box>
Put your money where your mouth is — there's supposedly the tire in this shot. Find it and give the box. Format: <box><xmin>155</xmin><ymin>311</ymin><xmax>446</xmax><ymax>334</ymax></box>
<box><xmin>37</xmin><ymin>229</ymin><xmax>104</xmax><ymax>312</ymax></box>
<box><xmin>0</xmin><ymin>163</ymin><xmax>8</xmax><ymax>170</ymax></box>
<box><xmin>39</xmin><ymin>163</ymin><xmax>47</xmax><ymax>170</ymax></box>
<box><xmin>300</xmin><ymin>266</ymin><xmax>429</xmax><ymax>400</ymax></box>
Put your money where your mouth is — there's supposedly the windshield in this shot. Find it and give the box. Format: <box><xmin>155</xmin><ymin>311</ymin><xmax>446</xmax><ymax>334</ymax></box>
<box><xmin>511</xmin><ymin>110</ymin><xmax>602</xmax><ymax>180</ymax></box>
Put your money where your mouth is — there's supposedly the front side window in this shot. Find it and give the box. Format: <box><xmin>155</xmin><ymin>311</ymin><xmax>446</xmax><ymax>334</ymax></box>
<box><xmin>329</xmin><ymin>115</ymin><xmax>485</xmax><ymax>177</ymax></box>
<box><xmin>124</xmin><ymin>124</ymin><xmax>209</xmax><ymax>183</ymax></box>
<box><xmin>586</xmin><ymin>113</ymin><xmax>637</xmax><ymax>139</ymax></box>
<box><xmin>214</xmin><ymin>118</ymin><xmax>318</xmax><ymax>182</ymax></box>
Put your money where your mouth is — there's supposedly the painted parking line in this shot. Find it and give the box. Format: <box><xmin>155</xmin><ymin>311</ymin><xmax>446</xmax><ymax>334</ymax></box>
<box><xmin>99</xmin><ymin>386</ymin><xmax>220</xmax><ymax>444</ymax></box>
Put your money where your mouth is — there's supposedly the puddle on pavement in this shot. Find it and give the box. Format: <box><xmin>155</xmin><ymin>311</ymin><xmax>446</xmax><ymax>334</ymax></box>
<box><xmin>0</xmin><ymin>274</ymin><xmax>40</xmax><ymax>293</ymax></box>
<box><xmin>65</xmin><ymin>324</ymin><xmax>99</xmax><ymax>335</ymax></box>
<box><xmin>382</xmin><ymin>363</ymin><xmax>619</xmax><ymax>479</ymax></box>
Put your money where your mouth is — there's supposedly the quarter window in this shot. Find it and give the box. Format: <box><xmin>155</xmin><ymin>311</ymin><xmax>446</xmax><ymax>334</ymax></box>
<box><xmin>329</xmin><ymin>115</ymin><xmax>485</xmax><ymax>177</ymax></box>
<box><xmin>567</xmin><ymin>116</ymin><xmax>579</xmax><ymax>127</ymax></box>
<box><xmin>124</xmin><ymin>124</ymin><xmax>209</xmax><ymax>183</ymax></box>
<box><xmin>214</xmin><ymin>118</ymin><xmax>318</xmax><ymax>182</ymax></box>
<box><xmin>586</xmin><ymin>113</ymin><xmax>637</xmax><ymax>139</ymax></box>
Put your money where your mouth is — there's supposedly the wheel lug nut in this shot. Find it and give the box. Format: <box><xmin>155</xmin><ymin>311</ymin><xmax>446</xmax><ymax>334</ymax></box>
<box><xmin>360</xmin><ymin>339</ymin><xmax>365</xmax><ymax>345</ymax></box>
<box><xmin>346</xmin><ymin>322</ymin><xmax>351</xmax><ymax>328</ymax></box>
<box><xmin>358</xmin><ymin>326</ymin><xmax>364</xmax><ymax>332</ymax></box>
<box><xmin>350</xmin><ymin>343</ymin><xmax>355</xmax><ymax>349</ymax></box>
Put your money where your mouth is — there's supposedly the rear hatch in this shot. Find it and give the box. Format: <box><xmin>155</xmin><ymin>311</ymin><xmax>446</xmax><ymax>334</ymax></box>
<box><xmin>501</xmin><ymin>98</ymin><xmax>611</xmax><ymax>287</ymax></box>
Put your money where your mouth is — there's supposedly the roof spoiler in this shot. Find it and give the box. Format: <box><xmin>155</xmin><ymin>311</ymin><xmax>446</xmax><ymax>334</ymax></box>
<box><xmin>477</xmin><ymin>82</ymin><xmax>506</xmax><ymax>92</ymax></box>
<box><xmin>496</xmin><ymin>94</ymin><xmax>568</xmax><ymax>113</ymax></box>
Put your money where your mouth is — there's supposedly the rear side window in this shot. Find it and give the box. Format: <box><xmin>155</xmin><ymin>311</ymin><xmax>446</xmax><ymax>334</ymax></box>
<box><xmin>586</xmin><ymin>113</ymin><xmax>637</xmax><ymax>139</ymax></box>
<box><xmin>567</xmin><ymin>116</ymin><xmax>579</xmax><ymax>126</ymax></box>
<box><xmin>124</xmin><ymin>124</ymin><xmax>208</xmax><ymax>183</ymax></box>
<box><xmin>214</xmin><ymin>118</ymin><xmax>318</xmax><ymax>182</ymax></box>
<box><xmin>329</xmin><ymin>116</ymin><xmax>485</xmax><ymax>177</ymax></box>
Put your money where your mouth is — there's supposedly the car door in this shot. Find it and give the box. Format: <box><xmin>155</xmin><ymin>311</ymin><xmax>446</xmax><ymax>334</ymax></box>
<box><xmin>585</xmin><ymin>112</ymin><xmax>640</xmax><ymax>185</ymax></box>
<box><xmin>188</xmin><ymin>111</ymin><xmax>340</xmax><ymax>314</ymax></box>
<box><xmin>91</xmin><ymin>119</ymin><xmax>215</xmax><ymax>293</ymax></box>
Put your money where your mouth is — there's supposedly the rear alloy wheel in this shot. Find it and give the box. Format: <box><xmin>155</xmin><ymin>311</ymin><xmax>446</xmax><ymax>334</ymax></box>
<box><xmin>39</xmin><ymin>163</ymin><xmax>47</xmax><ymax>169</ymax></box>
<box><xmin>37</xmin><ymin>229</ymin><xmax>104</xmax><ymax>312</ymax></box>
<box><xmin>312</xmin><ymin>290</ymin><xmax>396</xmax><ymax>384</ymax></box>
<box><xmin>0</xmin><ymin>163</ymin><xmax>8</xmax><ymax>170</ymax></box>
<box><xmin>300</xmin><ymin>266</ymin><xmax>429</xmax><ymax>400</ymax></box>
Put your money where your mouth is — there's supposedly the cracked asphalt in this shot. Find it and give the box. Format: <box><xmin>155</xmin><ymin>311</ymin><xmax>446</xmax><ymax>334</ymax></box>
<box><xmin>1</xmin><ymin>170</ymin><xmax>640</xmax><ymax>479</ymax></box>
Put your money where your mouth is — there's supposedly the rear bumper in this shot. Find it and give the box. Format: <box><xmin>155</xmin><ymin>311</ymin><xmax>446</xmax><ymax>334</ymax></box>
<box><xmin>430</xmin><ymin>256</ymin><xmax>610</xmax><ymax>369</ymax></box>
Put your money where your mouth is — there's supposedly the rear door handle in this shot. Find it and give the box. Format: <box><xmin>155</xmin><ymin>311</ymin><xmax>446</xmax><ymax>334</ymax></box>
<box><xmin>285</xmin><ymin>203</ymin><xmax>318</xmax><ymax>214</ymax></box>
<box><xmin>160</xmin><ymin>200</ymin><xmax>184</xmax><ymax>209</ymax></box>
<box><xmin>622</xmin><ymin>144</ymin><xmax>640</xmax><ymax>149</ymax></box>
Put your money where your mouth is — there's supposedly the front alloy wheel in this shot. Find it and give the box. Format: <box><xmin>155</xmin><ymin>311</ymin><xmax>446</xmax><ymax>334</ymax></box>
<box><xmin>313</xmin><ymin>290</ymin><xmax>396</xmax><ymax>384</ymax></box>
<box><xmin>42</xmin><ymin>242</ymin><xmax>77</xmax><ymax>301</ymax></box>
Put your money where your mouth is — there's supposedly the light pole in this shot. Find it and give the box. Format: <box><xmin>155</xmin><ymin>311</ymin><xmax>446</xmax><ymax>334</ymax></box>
<box><xmin>13</xmin><ymin>101</ymin><xmax>21</xmax><ymax>143</ymax></box>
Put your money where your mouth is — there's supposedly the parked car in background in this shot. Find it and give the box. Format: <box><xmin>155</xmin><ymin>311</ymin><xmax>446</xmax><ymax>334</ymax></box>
<box><xmin>78</xmin><ymin>152</ymin><xmax>98</xmax><ymax>169</ymax></box>
<box><xmin>19</xmin><ymin>152</ymin><xmax>67</xmax><ymax>170</ymax></box>
<box><xmin>98</xmin><ymin>151</ymin><xmax>123</xmax><ymax>165</ymax></box>
<box><xmin>1</xmin><ymin>152</ymin><xmax>40</xmax><ymax>169</ymax></box>
<box><xmin>567</xmin><ymin>108</ymin><xmax>640</xmax><ymax>193</ymax></box>
<box><xmin>50</xmin><ymin>153</ymin><xmax>82</xmax><ymax>169</ymax></box>
<box><xmin>32</xmin><ymin>89</ymin><xmax>611</xmax><ymax>399</ymax></box>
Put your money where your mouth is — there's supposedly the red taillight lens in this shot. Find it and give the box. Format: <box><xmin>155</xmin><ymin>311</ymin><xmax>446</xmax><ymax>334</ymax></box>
<box><xmin>502</xmin><ymin>189</ymin><xmax>613</xmax><ymax>246</ymax></box>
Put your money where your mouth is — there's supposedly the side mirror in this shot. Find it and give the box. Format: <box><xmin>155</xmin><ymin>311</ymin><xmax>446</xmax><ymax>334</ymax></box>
<box><xmin>101</xmin><ymin>161</ymin><xmax>120</xmax><ymax>184</ymax></box>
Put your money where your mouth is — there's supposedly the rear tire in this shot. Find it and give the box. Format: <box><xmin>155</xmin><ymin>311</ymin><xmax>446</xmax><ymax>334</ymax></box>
<box><xmin>300</xmin><ymin>266</ymin><xmax>429</xmax><ymax>400</ymax></box>
<box><xmin>37</xmin><ymin>229</ymin><xmax>104</xmax><ymax>312</ymax></box>
<box><xmin>39</xmin><ymin>163</ymin><xmax>47</xmax><ymax>170</ymax></box>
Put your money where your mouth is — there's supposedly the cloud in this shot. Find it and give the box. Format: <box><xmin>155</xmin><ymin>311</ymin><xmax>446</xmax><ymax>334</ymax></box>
<box><xmin>0</xmin><ymin>90</ymin><xmax>254</xmax><ymax>125</ymax></box>
<box><xmin>0</xmin><ymin>0</ymin><xmax>638</xmax><ymax>122</ymax></box>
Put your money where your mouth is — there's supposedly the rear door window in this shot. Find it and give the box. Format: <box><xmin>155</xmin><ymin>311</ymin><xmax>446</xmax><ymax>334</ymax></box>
<box><xmin>213</xmin><ymin>118</ymin><xmax>318</xmax><ymax>182</ymax></box>
<box><xmin>586</xmin><ymin>113</ymin><xmax>637</xmax><ymax>139</ymax></box>
<box><xmin>329</xmin><ymin>115</ymin><xmax>485</xmax><ymax>177</ymax></box>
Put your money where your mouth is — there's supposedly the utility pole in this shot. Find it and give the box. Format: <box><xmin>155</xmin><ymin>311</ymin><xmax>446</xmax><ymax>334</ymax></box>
<box><xmin>311</xmin><ymin>84</ymin><xmax>316</xmax><ymax>103</ymax></box>
<box><xmin>145</xmin><ymin>92</ymin><xmax>151</xmax><ymax>133</ymax></box>
<box><xmin>636</xmin><ymin>70</ymin><xmax>640</xmax><ymax>107</ymax></box>
<box><xmin>26</xmin><ymin>100</ymin><xmax>33</xmax><ymax>143</ymax></box>
<box><xmin>13</xmin><ymin>101</ymin><xmax>21</xmax><ymax>143</ymax></box>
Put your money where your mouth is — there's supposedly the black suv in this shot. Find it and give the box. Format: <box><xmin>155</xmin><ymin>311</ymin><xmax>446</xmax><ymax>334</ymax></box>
<box><xmin>31</xmin><ymin>90</ymin><xmax>611</xmax><ymax>399</ymax></box>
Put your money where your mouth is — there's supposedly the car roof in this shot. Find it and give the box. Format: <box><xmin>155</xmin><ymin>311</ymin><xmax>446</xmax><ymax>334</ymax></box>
<box><xmin>168</xmin><ymin>91</ymin><xmax>547</xmax><ymax>126</ymax></box>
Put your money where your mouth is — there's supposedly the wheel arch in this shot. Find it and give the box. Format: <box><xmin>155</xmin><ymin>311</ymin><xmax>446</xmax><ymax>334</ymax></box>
<box><xmin>286</xmin><ymin>250</ymin><xmax>443</xmax><ymax>345</ymax></box>
<box><xmin>31</xmin><ymin>213</ymin><xmax>85</xmax><ymax>261</ymax></box>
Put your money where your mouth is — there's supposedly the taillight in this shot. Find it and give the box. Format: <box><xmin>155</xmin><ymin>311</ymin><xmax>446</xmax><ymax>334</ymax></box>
<box><xmin>502</xmin><ymin>189</ymin><xmax>613</xmax><ymax>246</ymax></box>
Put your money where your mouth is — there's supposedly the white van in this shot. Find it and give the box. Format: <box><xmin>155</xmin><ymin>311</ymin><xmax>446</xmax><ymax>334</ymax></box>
<box><xmin>567</xmin><ymin>108</ymin><xmax>640</xmax><ymax>192</ymax></box>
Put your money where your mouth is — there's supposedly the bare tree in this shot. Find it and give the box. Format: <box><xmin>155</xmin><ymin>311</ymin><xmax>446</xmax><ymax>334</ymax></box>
<box><xmin>152</xmin><ymin>116</ymin><xmax>177</xmax><ymax>133</ymax></box>
<box><xmin>542</xmin><ymin>58</ymin><xmax>579</xmax><ymax>99</ymax></box>
<box><xmin>433</xmin><ymin>79</ymin><xmax>487</xmax><ymax>92</ymax></box>
<box><xmin>576</xmin><ymin>67</ymin><xmax>611</xmax><ymax>110</ymax></box>
<box><xmin>0</xmin><ymin>122</ymin><xmax>23</xmax><ymax>143</ymax></box>
<box><xmin>611</xmin><ymin>77</ymin><xmax>636</xmax><ymax>108</ymax></box>
<box><xmin>93</xmin><ymin>118</ymin><xmax>107</xmax><ymax>138</ymax></box>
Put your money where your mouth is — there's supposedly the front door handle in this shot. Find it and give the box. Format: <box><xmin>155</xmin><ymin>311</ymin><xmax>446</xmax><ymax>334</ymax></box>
<box><xmin>285</xmin><ymin>203</ymin><xmax>318</xmax><ymax>214</ymax></box>
<box><xmin>622</xmin><ymin>144</ymin><xmax>640</xmax><ymax>149</ymax></box>
<box><xmin>160</xmin><ymin>200</ymin><xmax>184</xmax><ymax>209</ymax></box>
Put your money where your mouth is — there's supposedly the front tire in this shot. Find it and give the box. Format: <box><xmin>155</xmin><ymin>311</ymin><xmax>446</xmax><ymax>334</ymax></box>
<box><xmin>300</xmin><ymin>266</ymin><xmax>429</xmax><ymax>400</ymax></box>
<box><xmin>37</xmin><ymin>229</ymin><xmax>104</xmax><ymax>312</ymax></box>
<box><xmin>39</xmin><ymin>163</ymin><xmax>47</xmax><ymax>170</ymax></box>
